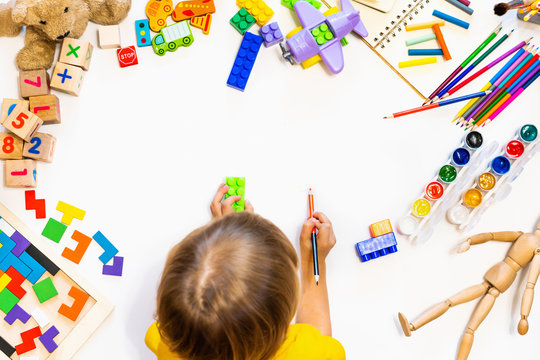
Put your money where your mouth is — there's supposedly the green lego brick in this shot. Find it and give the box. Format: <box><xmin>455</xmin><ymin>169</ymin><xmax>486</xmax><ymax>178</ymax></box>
<box><xmin>281</xmin><ymin>0</ymin><xmax>321</xmax><ymax>10</ymax></box>
<box><xmin>230</xmin><ymin>8</ymin><xmax>256</xmax><ymax>35</ymax></box>
<box><xmin>225</xmin><ymin>177</ymin><xmax>245</xmax><ymax>212</ymax></box>
<box><xmin>0</xmin><ymin>288</ymin><xmax>19</xmax><ymax>314</ymax></box>
<box><xmin>311</xmin><ymin>23</ymin><xmax>334</xmax><ymax>46</ymax></box>
<box><xmin>341</xmin><ymin>37</ymin><xmax>348</xmax><ymax>46</ymax></box>
<box><xmin>42</xmin><ymin>218</ymin><xmax>67</xmax><ymax>243</ymax></box>
<box><xmin>32</xmin><ymin>277</ymin><xmax>58</xmax><ymax>303</ymax></box>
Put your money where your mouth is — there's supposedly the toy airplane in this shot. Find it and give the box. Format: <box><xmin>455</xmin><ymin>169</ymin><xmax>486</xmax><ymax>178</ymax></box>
<box><xmin>280</xmin><ymin>0</ymin><xmax>368</xmax><ymax>74</ymax></box>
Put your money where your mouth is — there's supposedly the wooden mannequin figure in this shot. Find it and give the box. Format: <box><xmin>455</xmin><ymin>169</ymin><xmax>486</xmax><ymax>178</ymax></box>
<box><xmin>398</xmin><ymin>220</ymin><xmax>540</xmax><ymax>360</ymax></box>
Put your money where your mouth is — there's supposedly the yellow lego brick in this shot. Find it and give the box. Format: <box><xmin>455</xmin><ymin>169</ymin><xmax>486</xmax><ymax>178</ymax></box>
<box><xmin>56</xmin><ymin>201</ymin><xmax>86</xmax><ymax>225</ymax></box>
<box><xmin>0</xmin><ymin>273</ymin><xmax>12</xmax><ymax>292</ymax></box>
<box><xmin>369</xmin><ymin>219</ymin><xmax>393</xmax><ymax>237</ymax></box>
<box><xmin>237</xmin><ymin>0</ymin><xmax>274</xmax><ymax>26</ymax></box>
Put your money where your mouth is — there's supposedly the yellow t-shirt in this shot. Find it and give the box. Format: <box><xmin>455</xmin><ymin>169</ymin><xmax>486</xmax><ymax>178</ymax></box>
<box><xmin>145</xmin><ymin>322</ymin><xmax>345</xmax><ymax>360</ymax></box>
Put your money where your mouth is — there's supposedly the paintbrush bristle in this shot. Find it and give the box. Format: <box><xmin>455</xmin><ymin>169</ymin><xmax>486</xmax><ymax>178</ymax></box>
<box><xmin>494</xmin><ymin>3</ymin><xmax>510</xmax><ymax>15</ymax></box>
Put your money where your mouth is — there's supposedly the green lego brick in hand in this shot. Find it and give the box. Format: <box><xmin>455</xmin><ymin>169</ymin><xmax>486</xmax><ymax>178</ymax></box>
<box><xmin>225</xmin><ymin>177</ymin><xmax>245</xmax><ymax>212</ymax></box>
<box><xmin>230</xmin><ymin>8</ymin><xmax>256</xmax><ymax>35</ymax></box>
<box><xmin>281</xmin><ymin>0</ymin><xmax>321</xmax><ymax>10</ymax></box>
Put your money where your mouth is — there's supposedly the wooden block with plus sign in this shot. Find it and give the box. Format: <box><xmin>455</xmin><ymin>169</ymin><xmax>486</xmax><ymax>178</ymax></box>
<box><xmin>0</xmin><ymin>133</ymin><xmax>23</xmax><ymax>160</ymax></box>
<box><xmin>5</xmin><ymin>159</ymin><xmax>37</xmax><ymax>188</ymax></box>
<box><xmin>19</xmin><ymin>69</ymin><xmax>50</xmax><ymax>98</ymax></box>
<box><xmin>59</xmin><ymin>38</ymin><xmax>93</xmax><ymax>70</ymax></box>
<box><xmin>50</xmin><ymin>62</ymin><xmax>85</xmax><ymax>96</ymax></box>
<box><xmin>23</xmin><ymin>133</ymin><xmax>56</xmax><ymax>163</ymax></box>
<box><xmin>1</xmin><ymin>99</ymin><xmax>28</xmax><ymax>124</ymax></box>
<box><xmin>29</xmin><ymin>95</ymin><xmax>61</xmax><ymax>125</ymax></box>
<box><xmin>2</xmin><ymin>104</ymin><xmax>43</xmax><ymax>142</ymax></box>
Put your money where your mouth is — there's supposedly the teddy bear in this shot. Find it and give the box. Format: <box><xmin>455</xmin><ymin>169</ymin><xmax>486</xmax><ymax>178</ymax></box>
<box><xmin>0</xmin><ymin>0</ymin><xmax>131</xmax><ymax>70</ymax></box>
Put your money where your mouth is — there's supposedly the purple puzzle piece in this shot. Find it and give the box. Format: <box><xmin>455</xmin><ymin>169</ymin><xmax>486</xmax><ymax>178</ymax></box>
<box><xmin>39</xmin><ymin>325</ymin><xmax>59</xmax><ymax>353</ymax></box>
<box><xmin>10</xmin><ymin>231</ymin><xmax>30</xmax><ymax>257</ymax></box>
<box><xmin>102</xmin><ymin>256</ymin><xmax>124</xmax><ymax>276</ymax></box>
<box><xmin>4</xmin><ymin>304</ymin><xmax>30</xmax><ymax>325</ymax></box>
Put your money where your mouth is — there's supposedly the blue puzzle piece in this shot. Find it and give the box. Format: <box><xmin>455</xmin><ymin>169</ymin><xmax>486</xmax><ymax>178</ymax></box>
<box><xmin>92</xmin><ymin>231</ymin><xmax>119</xmax><ymax>264</ymax></box>
<box><xmin>0</xmin><ymin>252</ymin><xmax>30</xmax><ymax>278</ymax></box>
<box><xmin>227</xmin><ymin>32</ymin><xmax>263</xmax><ymax>91</ymax></box>
<box><xmin>355</xmin><ymin>232</ymin><xmax>398</xmax><ymax>263</ymax></box>
<box><xmin>18</xmin><ymin>252</ymin><xmax>46</xmax><ymax>284</ymax></box>
<box><xmin>135</xmin><ymin>19</ymin><xmax>152</xmax><ymax>47</ymax></box>
<box><xmin>0</xmin><ymin>231</ymin><xmax>16</xmax><ymax>263</ymax></box>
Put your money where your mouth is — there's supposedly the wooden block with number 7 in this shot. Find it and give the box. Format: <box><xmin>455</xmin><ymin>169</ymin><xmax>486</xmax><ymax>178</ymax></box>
<box><xmin>2</xmin><ymin>104</ymin><xmax>43</xmax><ymax>141</ymax></box>
<box><xmin>0</xmin><ymin>133</ymin><xmax>23</xmax><ymax>160</ymax></box>
<box><xmin>5</xmin><ymin>159</ymin><xmax>37</xmax><ymax>188</ymax></box>
<box><xmin>23</xmin><ymin>133</ymin><xmax>56</xmax><ymax>162</ymax></box>
<box><xmin>19</xmin><ymin>69</ymin><xmax>50</xmax><ymax>98</ymax></box>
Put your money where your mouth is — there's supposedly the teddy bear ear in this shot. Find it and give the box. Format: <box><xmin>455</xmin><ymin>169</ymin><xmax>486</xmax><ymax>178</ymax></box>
<box><xmin>11</xmin><ymin>0</ymin><xmax>37</xmax><ymax>25</ymax></box>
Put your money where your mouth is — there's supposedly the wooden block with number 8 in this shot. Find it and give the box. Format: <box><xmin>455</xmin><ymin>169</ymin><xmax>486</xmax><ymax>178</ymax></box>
<box><xmin>19</xmin><ymin>69</ymin><xmax>50</xmax><ymax>98</ymax></box>
<box><xmin>23</xmin><ymin>133</ymin><xmax>56</xmax><ymax>162</ymax></box>
<box><xmin>2</xmin><ymin>104</ymin><xmax>43</xmax><ymax>141</ymax></box>
<box><xmin>5</xmin><ymin>159</ymin><xmax>37</xmax><ymax>188</ymax></box>
<box><xmin>59</xmin><ymin>38</ymin><xmax>93</xmax><ymax>70</ymax></box>
<box><xmin>1</xmin><ymin>98</ymin><xmax>29</xmax><ymax>124</ymax></box>
<box><xmin>0</xmin><ymin>133</ymin><xmax>23</xmax><ymax>160</ymax></box>
<box><xmin>29</xmin><ymin>95</ymin><xmax>61</xmax><ymax>125</ymax></box>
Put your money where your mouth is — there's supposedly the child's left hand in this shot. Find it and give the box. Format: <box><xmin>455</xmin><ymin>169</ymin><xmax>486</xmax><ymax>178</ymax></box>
<box><xmin>210</xmin><ymin>183</ymin><xmax>254</xmax><ymax>218</ymax></box>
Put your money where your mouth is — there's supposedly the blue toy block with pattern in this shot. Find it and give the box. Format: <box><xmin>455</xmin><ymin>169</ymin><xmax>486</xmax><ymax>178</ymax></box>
<box><xmin>18</xmin><ymin>252</ymin><xmax>46</xmax><ymax>284</ymax></box>
<box><xmin>92</xmin><ymin>231</ymin><xmax>119</xmax><ymax>264</ymax></box>
<box><xmin>355</xmin><ymin>232</ymin><xmax>398</xmax><ymax>262</ymax></box>
<box><xmin>135</xmin><ymin>19</ymin><xmax>152</xmax><ymax>47</ymax></box>
<box><xmin>0</xmin><ymin>252</ymin><xmax>31</xmax><ymax>278</ymax></box>
<box><xmin>0</xmin><ymin>231</ymin><xmax>16</xmax><ymax>263</ymax></box>
<box><xmin>227</xmin><ymin>32</ymin><xmax>263</xmax><ymax>91</ymax></box>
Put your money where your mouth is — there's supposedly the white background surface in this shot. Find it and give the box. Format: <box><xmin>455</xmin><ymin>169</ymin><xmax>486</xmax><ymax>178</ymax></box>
<box><xmin>0</xmin><ymin>0</ymin><xmax>539</xmax><ymax>359</ymax></box>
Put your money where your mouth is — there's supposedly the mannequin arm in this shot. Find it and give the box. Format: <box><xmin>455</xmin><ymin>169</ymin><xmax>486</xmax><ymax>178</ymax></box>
<box><xmin>458</xmin><ymin>231</ymin><xmax>523</xmax><ymax>253</ymax></box>
<box><xmin>518</xmin><ymin>249</ymin><xmax>540</xmax><ymax>335</ymax></box>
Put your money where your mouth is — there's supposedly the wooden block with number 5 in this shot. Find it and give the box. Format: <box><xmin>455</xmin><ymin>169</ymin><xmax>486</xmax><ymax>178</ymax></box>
<box><xmin>0</xmin><ymin>133</ymin><xmax>23</xmax><ymax>160</ymax></box>
<box><xmin>29</xmin><ymin>95</ymin><xmax>61</xmax><ymax>125</ymax></box>
<box><xmin>2</xmin><ymin>104</ymin><xmax>43</xmax><ymax>141</ymax></box>
<box><xmin>19</xmin><ymin>69</ymin><xmax>50</xmax><ymax>98</ymax></box>
<box><xmin>5</xmin><ymin>159</ymin><xmax>37</xmax><ymax>188</ymax></box>
<box><xmin>1</xmin><ymin>98</ymin><xmax>29</xmax><ymax>124</ymax></box>
<box><xmin>23</xmin><ymin>133</ymin><xmax>56</xmax><ymax>162</ymax></box>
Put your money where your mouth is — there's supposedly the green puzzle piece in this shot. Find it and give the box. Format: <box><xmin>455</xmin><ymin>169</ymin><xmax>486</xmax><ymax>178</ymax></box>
<box><xmin>0</xmin><ymin>288</ymin><xmax>19</xmax><ymax>314</ymax></box>
<box><xmin>42</xmin><ymin>218</ymin><xmax>67</xmax><ymax>243</ymax></box>
<box><xmin>225</xmin><ymin>177</ymin><xmax>245</xmax><ymax>212</ymax></box>
<box><xmin>33</xmin><ymin>277</ymin><xmax>58</xmax><ymax>303</ymax></box>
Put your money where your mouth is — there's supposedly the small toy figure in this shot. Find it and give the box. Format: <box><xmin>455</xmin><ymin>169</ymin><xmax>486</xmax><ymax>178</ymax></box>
<box><xmin>398</xmin><ymin>220</ymin><xmax>540</xmax><ymax>360</ymax></box>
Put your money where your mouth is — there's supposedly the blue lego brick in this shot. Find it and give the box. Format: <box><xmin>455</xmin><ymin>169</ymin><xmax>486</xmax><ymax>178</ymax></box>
<box><xmin>135</xmin><ymin>19</ymin><xmax>152</xmax><ymax>47</ymax></box>
<box><xmin>355</xmin><ymin>232</ymin><xmax>398</xmax><ymax>262</ymax></box>
<box><xmin>260</xmin><ymin>22</ymin><xmax>283</xmax><ymax>47</ymax></box>
<box><xmin>0</xmin><ymin>231</ymin><xmax>16</xmax><ymax>263</ymax></box>
<box><xmin>0</xmin><ymin>252</ymin><xmax>31</xmax><ymax>278</ymax></box>
<box><xmin>227</xmin><ymin>32</ymin><xmax>263</xmax><ymax>91</ymax></box>
<box><xmin>92</xmin><ymin>231</ymin><xmax>119</xmax><ymax>264</ymax></box>
<box><xmin>18</xmin><ymin>252</ymin><xmax>46</xmax><ymax>284</ymax></box>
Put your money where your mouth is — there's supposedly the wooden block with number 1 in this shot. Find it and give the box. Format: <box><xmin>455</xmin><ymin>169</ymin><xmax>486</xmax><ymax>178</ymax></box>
<box><xmin>29</xmin><ymin>95</ymin><xmax>61</xmax><ymax>125</ymax></box>
<box><xmin>23</xmin><ymin>133</ymin><xmax>56</xmax><ymax>163</ymax></box>
<box><xmin>59</xmin><ymin>38</ymin><xmax>93</xmax><ymax>70</ymax></box>
<box><xmin>50</xmin><ymin>62</ymin><xmax>85</xmax><ymax>96</ymax></box>
<box><xmin>2</xmin><ymin>104</ymin><xmax>43</xmax><ymax>142</ymax></box>
<box><xmin>1</xmin><ymin>99</ymin><xmax>28</xmax><ymax>124</ymax></box>
<box><xmin>5</xmin><ymin>159</ymin><xmax>37</xmax><ymax>188</ymax></box>
<box><xmin>19</xmin><ymin>69</ymin><xmax>50</xmax><ymax>98</ymax></box>
<box><xmin>0</xmin><ymin>133</ymin><xmax>23</xmax><ymax>160</ymax></box>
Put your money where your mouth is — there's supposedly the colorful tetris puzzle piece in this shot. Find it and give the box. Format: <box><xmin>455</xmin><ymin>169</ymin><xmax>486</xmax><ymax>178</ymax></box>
<box><xmin>369</xmin><ymin>219</ymin><xmax>393</xmax><ymax>237</ymax></box>
<box><xmin>19</xmin><ymin>70</ymin><xmax>50</xmax><ymax>99</ymax></box>
<box><xmin>25</xmin><ymin>190</ymin><xmax>46</xmax><ymax>219</ymax></box>
<box><xmin>4</xmin><ymin>304</ymin><xmax>30</xmax><ymax>325</ymax></box>
<box><xmin>3</xmin><ymin>104</ymin><xmax>43</xmax><ymax>142</ymax></box>
<box><xmin>237</xmin><ymin>0</ymin><xmax>274</xmax><ymax>26</ymax></box>
<box><xmin>10</xmin><ymin>231</ymin><xmax>30</xmax><ymax>257</ymax></box>
<box><xmin>0</xmin><ymin>288</ymin><xmax>19</xmax><ymax>314</ymax></box>
<box><xmin>30</xmin><ymin>307</ymin><xmax>49</xmax><ymax>328</ymax></box>
<box><xmin>260</xmin><ymin>22</ymin><xmax>283</xmax><ymax>47</ymax></box>
<box><xmin>227</xmin><ymin>33</ymin><xmax>263</xmax><ymax>91</ymax></box>
<box><xmin>355</xmin><ymin>232</ymin><xmax>398</xmax><ymax>262</ymax></box>
<box><xmin>0</xmin><ymin>335</ymin><xmax>15</xmax><ymax>357</ymax></box>
<box><xmin>146</xmin><ymin>0</ymin><xmax>174</xmax><ymax>32</ymax></box>
<box><xmin>59</xmin><ymin>38</ymin><xmax>93</xmax><ymax>70</ymax></box>
<box><xmin>23</xmin><ymin>132</ymin><xmax>56</xmax><ymax>163</ymax></box>
<box><xmin>62</xmin><ymin>230</ymin><xmax>92</xmax><ymax>264</ymax></box>
<box><xmin>0</xmin><ymin>273</ymin><xmax>10</xmax><ymax>292</ymax></box>
<box><xmin>191</xmin><ymin>13</ymin><xmax>212</xmax><ymax>34</ymax></box>
<box><xmin>281</xmin><ymin>0</ymin><xmax>322</xmax><ymax>10</ymax></box>
<box><xmin>18</xmin><ymin>252</ymin><xmax>46</xmax><ymax>284</ymax></box>
<box><xmin>0</xmin><ymin>133</ymin><xmax>23</xmax><ymax>160</ymax></box>
<box><xmin>39</xmin><ymin>325</ymin><xmax>59</xmax><ymax>353</ymax></box>
<box><xmin>50</xmin><ymin>62</ymin><xmax>85</xmax><ymax>96</ymax></box>
<box><xmin>102</xmin><ymin>256</ymin><xmax>124</xmax><ymax>276</ymax></box>
<box><xmin>41</xmin><ymin>218</ymin><xmax>67</xmax><ymax>243</ymax></box>
<box><xmin>225</xmin><ymin>177</ymin><xmax>245</xmax><ymax>211</ymax></box>
<box><xmin>92</xmin><ymin>231</ymin><xmax>119</xmax><ymax>264</ymax></box>
<box><xmin>32</xmin><ymin>277</ymin><xmax>58</xmax><ymax>303</ymax></box>
<box><xmin>5</xmin><ymin>267</ymin><xmax>26</xmax><ymax>298</ymax></box>
<box><xmin>0</xmin><ymin>231</ymin><xmax>16</xmax><ymax>262</ymax></box>
<box><xmin>117</xmin><ymin>46</ymin><xmax>139</xmax><ymax>68</ymax></box>
<box><xmin>58</xmin><ymin>286</ymin><xmax>89</xmax><ymax>321</ymax></box>
<box><xmin>56</xmin><ymin>201</ymin><xmax>86</xmax><ymax>225</ymax></box>
<box><xmin>26</xmin><ymin>245</ymin><xmax>59</xmax><ymax>275</ymax></box>
<box><xmin>29</xmin><ymin>94</ymin><xmax>61</xmax><ymax>125</ymax></box>
<box><xmin>172</xmin><ymin>0</ymin><xmax>215</xmax><ymax>21</ymax></box>
<box><xmin>4</xmin><ymin>159</ymin><xmax>37</xmax><ymax>188</ymax></box>
<box><xmin>15</xmin><ymin>326</ymin><xmax>42</xmax><ymax>355</ymax></box>
<box><xmin>0</xmin><ymin>253</ymin><xmax>30</xmax><ymax>278</ymax></box>
<box><xmin>135</xmin><ymin>19</ymin><xmax>152</xmax><ymax>47</ymax></box>
<box><xmin>230</xmin><ymin>8</ymin><xmax>255</xmax><ymax>35</ymax></box>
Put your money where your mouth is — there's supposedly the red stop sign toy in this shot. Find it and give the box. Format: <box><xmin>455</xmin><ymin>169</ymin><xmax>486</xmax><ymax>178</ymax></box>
<box><xmin>117</xmin><ymin>46</ymin><xmax>138</xmax><ymax>68</ymax></box>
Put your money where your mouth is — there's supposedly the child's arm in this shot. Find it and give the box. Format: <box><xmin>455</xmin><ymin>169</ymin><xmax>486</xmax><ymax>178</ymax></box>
<box><xmin>210</xmin><ymin>183</ymin><xmax>254</xmax><ymax>218</ymax></box>
<box><xmin>296</xmin><ymin>212</ymin><xmax>336</xmax><ymax>337</ymax></box>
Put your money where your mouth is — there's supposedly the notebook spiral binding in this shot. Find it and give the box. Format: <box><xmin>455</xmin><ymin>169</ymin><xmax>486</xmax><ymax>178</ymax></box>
<box><xmin>373</xmin><ymin>0</ymin><xmax>431</xmax><ymax>49</ymax></box>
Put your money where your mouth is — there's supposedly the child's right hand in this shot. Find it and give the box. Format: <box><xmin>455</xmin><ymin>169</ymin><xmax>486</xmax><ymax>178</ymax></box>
<box><xmin>210</xmin><ymin>183</ymin><xmax>254</xmax><ymax>218</ymax></box>
<box><xmin>299</xmin><ymin>212</ymin><xmax>336</xmax><ymax>264</ymax></box>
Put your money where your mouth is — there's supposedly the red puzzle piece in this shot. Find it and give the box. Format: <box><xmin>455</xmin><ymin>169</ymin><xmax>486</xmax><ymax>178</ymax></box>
<box><xmin>6</xmin><ymin>267</ymin><xmax>26</xmax><ymax>299</ymax></box>
<box><xmin>15</xmin><ymin>326</ymin><xmax>42</xmax><ymax>355</ymax></box>
<box><xmin>25</xmin><ymin>190</ymin><xmax>46</xmax><ymax>219</ymax></box>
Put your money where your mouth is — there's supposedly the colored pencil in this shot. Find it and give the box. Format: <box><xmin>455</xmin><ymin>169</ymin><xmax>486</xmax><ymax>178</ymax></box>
<box><xmin>432</xmin><ymin>9</ymin><xmax>470</xmax><ymax>29</ymax></box>
<box><xmin>425</xmin><ymin>23</ymin><xmax>502</xmax><ymax>105</ymax></box>
<box><xmin>435</xmin><ymin>30</ymin><xmax>514</xmax><ymax>101</ymax></box>
<box><xmin>443</xmin><ymin>37</ymin><xmax>530</xmax><ymax>99</ymax></box>
<box><xmin>384</xmin><ymin>91</ymin><xmax>491</xmax><ymax>119</ymax></box>
<box><xmin>308</xmin><ymin>188</ymin><xmax>319</xmax><ymax>285</ymax></box>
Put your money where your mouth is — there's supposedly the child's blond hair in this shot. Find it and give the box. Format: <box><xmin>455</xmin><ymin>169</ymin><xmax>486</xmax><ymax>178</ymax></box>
<box><xmin>156</xmin><ymin>212</ymin><xmax>300</xmax><ymax>360</ymax></box>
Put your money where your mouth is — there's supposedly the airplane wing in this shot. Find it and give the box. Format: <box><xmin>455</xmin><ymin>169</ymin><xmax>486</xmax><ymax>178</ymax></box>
<box><xmin>294</xmin><ymin>1</ymin><xmax>326</xmax><ymax>28</ymax></box>
<box><xmin>320</xmin><ymin>41</ymin><xmax>344</xmax><ymax>74</ymax></box>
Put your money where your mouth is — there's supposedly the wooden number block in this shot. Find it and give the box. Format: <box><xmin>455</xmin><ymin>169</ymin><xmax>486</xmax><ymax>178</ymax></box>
<box><xmin>29</xmin><ymin>95</ymin><xmax>61</xmax><ymax>125</ymax></box>
<box><xmin>50</xmin><ymin>62</ymin><xmax>85</xmax><ymax>97</ymax></box>
<box><xmin>97</xmin><ymin>25</ymin><xmax>121</xmax><ymax>49</ymax></box>
<box><xmin>23</xmin><ymin>133</ymin><xmax>56</xmax><ymax>162</ymax></box>
<box><xmin>0</xmin><ymin>133</ymin><xmax>23</xmax><ymax>160</ymax></box>
<box><xmin>5</xmin><ymin>159</ymin><xmax>37</xmax><ymax>188</ymax></box>
<box><xmin>3</xmin><ymin>104</ymin><xmax>43</xmax><ymax>142</ymax></box>
<box><xmin>19</xmin><ymin>70</ymin><xmax>50</xmax><ymax>99</ymax></box>
<box><xmin>59</xmin><ymin>38</ymin><xmax>93</xmax><ymax>71</ymax></box>
<box><xmin>1</xmin><ymin>99</ymin><xmax>28</xmax><ymax>124</ymax></box>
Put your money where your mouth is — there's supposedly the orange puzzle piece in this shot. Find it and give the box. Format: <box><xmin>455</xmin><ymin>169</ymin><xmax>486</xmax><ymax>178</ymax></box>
<box><xmin>58</xmin><ymin>286</ymin><xmax>90</xmax><ymax>321</ymax></box>
<box><xmin>146</xmin><ymin>0</ymin><xmax>174</xmax><ymax>32</ymax></box>
<box><xmin>172</xmin><ymin>0</ymin><xmax>215</xmax><ymax>22</ymax></box>
<box><xmin>61</xmin><ymin>230</ymin><xmax>92</xmax><ymax>264</ymax></box>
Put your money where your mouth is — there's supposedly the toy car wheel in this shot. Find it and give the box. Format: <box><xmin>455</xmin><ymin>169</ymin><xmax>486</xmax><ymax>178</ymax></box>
<box><xmin>168</xmin><ymin>42</ymin><xmax>177</xmax><ymax>50</ymax></box>
<box><xmin>158</xmin><ymin>48</ymin><xmax>165</xmax><ymax>55</ymax></box>
<box><xmin>183</xmin><ymin>37</ymin><xmax>192</xmax><ymax>46</ymax></box>
<box><xmin>164</xmin><ymin>5</ymin><xmax>172</xmax><ymax>11</ymax></box>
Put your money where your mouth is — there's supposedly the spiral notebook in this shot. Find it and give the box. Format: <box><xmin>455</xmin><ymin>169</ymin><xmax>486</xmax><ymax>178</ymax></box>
<box><xmin>352</xmin><ymin>0</ymin><xmax>501</xmax><ymax>99</ymax></box>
